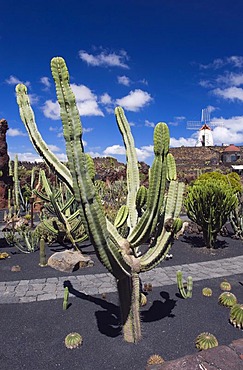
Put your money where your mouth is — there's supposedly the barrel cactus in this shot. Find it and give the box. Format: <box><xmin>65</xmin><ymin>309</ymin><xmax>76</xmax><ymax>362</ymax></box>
<box><xmin>230</xmin><ymin>304</ymin><xmax>243</xmax><ymax>329</ymax></box>
<box><xmin>195</xmin><ymin>332</ymin><xmax>218</xmax><ymax>350</ymax></box>
<box><xmin>147</xmin><ymin>354</ymin><xmax>165</xmax><ymax>365</ymax></box>
<box><xmin>202</xmin><ymin>287</ymin><xmax>212</xmax><ymax>297</ymax></box>
<box><xmin>64</xmin><ymin>332</ymin><xmax>83</xmax><ymax>349</ymax></box>
<box><xmin>220</xmin><ymin>281</ymin><xmax>231</xmax><ymax>291</ymax></box>
<box><xmin>16</xmin><ymin>57</ymin><xmax>185</xmax><ymax>343</ymax></box>
<box><xmin>218</xmin><ymin>292</ymin><xmax>237</xmax><ymax>308</ymax></box>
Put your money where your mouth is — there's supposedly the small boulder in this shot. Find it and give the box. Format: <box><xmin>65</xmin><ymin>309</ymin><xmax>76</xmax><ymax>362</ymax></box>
<box><xmin>47</xmin><ymin>250</ymin><xmax>93</xmax><ymax>273</ymax></box>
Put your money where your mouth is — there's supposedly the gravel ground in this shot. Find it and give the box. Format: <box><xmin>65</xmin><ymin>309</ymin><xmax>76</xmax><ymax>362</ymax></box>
<box><xmin>1</xmin><ymin>274</ymin><xmax>243</xmax><ymax>370</ymax></box>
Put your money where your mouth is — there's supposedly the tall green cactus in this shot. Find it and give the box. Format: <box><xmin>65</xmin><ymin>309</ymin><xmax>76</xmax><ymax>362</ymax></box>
<box><xmin>16</xmin><ymin>57</ymin><xmax>185</xmax><ymax>343</ymax></box>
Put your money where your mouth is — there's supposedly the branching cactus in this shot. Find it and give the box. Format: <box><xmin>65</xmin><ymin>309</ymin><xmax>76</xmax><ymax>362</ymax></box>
<box><xmin>16</xmin><ymin>57</ymin><xmax>185</xmax><ymax>343</ymax></box>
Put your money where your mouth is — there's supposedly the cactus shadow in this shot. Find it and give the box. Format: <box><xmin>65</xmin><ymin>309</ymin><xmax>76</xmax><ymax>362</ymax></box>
<box><xmin>63</xmin><ymin>280</ymin><xmax>121</xmax><ymax>338</ymax></box>
<box><xmin>141</xmin><ymin>291</ymin><xmax>177</xmax><ymax>322</ymax></box>
<box><xmin>182</xmin><ymin>235</ymin><xmax>228</xmax><ymax>249</ymax></box>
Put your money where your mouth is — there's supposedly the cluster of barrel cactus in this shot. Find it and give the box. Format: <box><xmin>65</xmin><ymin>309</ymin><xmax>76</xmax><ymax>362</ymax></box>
<box><xmin>16</xmin><ymin>56</ymin><xmax>185</xmax><ymax>343</ymax></box>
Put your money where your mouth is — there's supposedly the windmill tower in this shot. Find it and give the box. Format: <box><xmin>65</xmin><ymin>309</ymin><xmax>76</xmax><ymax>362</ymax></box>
<box><xmin>187</xmin><ymin>108</ymin><xmax>223</xmax><ymax>147</ymax></box>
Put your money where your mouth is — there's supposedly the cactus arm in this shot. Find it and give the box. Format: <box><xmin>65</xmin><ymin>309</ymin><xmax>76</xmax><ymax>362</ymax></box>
<box><xmin>13</xmin><ymin>155</ymin><xmax>19</xmax><ymax>212</ymax></box>
<box><xmin>114</xmin><ymin>205</ymin><xmax>129</xmax><ymax>229</ymax></box>
<box><xmin>128</xmin><ymin>123</ymin><xmax>169</xmax><ymax>248</ymax></box>
<box><xmin>139</xmin><ymin>228</ymin><xmax>172</xmax><ymax>271</ymax></box>
<box><xmin>15</xmin><ymin>83</ymin><xmax>73</xmax><ymax>190</ymax></box>
<box><xmin>51</xmin><ymin>57</ymin><xmax>131</xmax><ymax>279</ymax></box>
<box><xmin>166</xmin><ymin>153</ymin><xmax>177</xmax><ymax>181</ymax></box>
<box><xmin>115</xmin><ymin>107</ymin><xmax>139</xmax><ymax>231</ymax></box>
<box><xmin>127</xmin><ymin>157</ymin><xmax>163</xmax><ymax>247</ymax></box>
<box><xmin>164</xmin><ymin>181</ymin><xmax>185</xmax><ymax>220</ymax></box>
<box><xmin>139</xmin><ymin>180</ymin><xmax>184</xmax><ymax>272</ymax></box>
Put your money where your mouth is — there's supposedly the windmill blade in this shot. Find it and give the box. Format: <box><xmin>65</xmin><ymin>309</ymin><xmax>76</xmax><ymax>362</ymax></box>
<box><xmin>187</xmin><ymin>121</ymin><xmax>202</xmax><ymax>130</ymax></box>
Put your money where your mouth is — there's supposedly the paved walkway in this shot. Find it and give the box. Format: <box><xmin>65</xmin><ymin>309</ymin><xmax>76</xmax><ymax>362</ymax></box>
<box><xmin>1</xmin><ymin>255</ymin><xmax>243</xmax><ymax>304</ymax></box>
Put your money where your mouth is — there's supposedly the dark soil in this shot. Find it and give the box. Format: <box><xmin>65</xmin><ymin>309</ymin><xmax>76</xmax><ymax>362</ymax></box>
<box><xmin>1</xmin><ymin>275</ymin><xmax>243</xmax><ymax>370</ymax></box>
<box><xmin>0</xmin><ymin>221</ymin><xmax>243</xmax><ymax>370</ymax></box>
<box><xmin>0</xmin><ymin>223</ymin><xmax>242</xmax><ymax>282</ymax></box>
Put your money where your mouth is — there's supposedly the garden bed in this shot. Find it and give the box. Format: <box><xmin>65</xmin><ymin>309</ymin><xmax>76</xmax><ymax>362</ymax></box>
<box><xmin>0</xmin><ymin>226</ymin><xmax>243</xmax><ymax>369</ymax></box>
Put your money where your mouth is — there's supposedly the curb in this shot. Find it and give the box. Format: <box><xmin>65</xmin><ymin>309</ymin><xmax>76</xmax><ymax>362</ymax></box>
<box><xmin>146</xmin><ymin>338</ymin><xmax>243</xmax><ymax>370</ymax></box>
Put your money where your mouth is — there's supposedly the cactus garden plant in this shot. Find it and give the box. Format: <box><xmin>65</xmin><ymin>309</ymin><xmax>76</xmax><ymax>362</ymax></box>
<box><xmin>64</xmin><ymin>332</ymin><xmax>83</xmax><ymax>349</ymax></box>
<box><xmin>147</xmin><ymin>354</ymin><xmax>165</xmax><ymax>365</ymax></box>
<box><xmin>184</xmin><ymin>174</ymin><xmax>238</xmax><ymax>248</ymax></box>
<box><xmin>195</xmin><ymin>332</ymin><xmax>218</xmax><ymax>350</ymax></box>
<box><xmin>63</xmin><ymin>286</ymin><xmax>69</xmax><ymax>310</ymax></box>
<box><xmin>218</xmin><ymin>292</ymin><xmax>237</xmax><ymax>308</ymax></box>
<box><xmin>220</xmin><ymin>281</ymin><xmax>232</xmax><ymax>291</ymax></box>
<box><xmin>202</xmin><ymin>287</ymin><xmax>212</xmax><ymax>297</ymax></box>
<box><xmin>176</xmin><ymin>270</ymin><xmax>193</xmax><ymax>298</ymax></box>
<box><xmin>15</xmin><ymin>57</ymin><xmax>185</xmax><ymax>343</ymax></box>
<box><xmin>230</xmin><ymin>303</ymin><xmax>243</xmax><ymax>329</ymax></box>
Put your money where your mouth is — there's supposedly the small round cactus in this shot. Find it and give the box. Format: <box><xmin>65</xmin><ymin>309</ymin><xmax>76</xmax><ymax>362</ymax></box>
<box><xmin>147</xmin><ymin>354</ymin><xmax>164</xmax><ymax>365</ymax></box>
<box><xmin>202</xmin><ymin>287</ymin><xmax>212</xmax><ymax>297</ymax></box>
<box><xmin>64</xmin><ymin>332</ymin><xmax>83</xmax><ymax>349</ymax></box>
<box><xmin>195</xmin><ymin>332</ymin><xmax>218</xmax><ymax>350</ymax></box>
<box><xmin>218</xmin><ymin>292</ymin><xmax>237</xmax><ymax>308</ymax></box>
<box><xmin>140</xmin><ymin>293</ymin><xmax>147</xmax><ymax>307</ymax></box>
<box><xmin>220</xmin><ymin>281</ymin><xmax>231</xmax><ymax>291</ymax></box>
<box><xmin>230</xmin><ymin>304</ymin><xmax>243</xmax><ymax>329</ymax></box>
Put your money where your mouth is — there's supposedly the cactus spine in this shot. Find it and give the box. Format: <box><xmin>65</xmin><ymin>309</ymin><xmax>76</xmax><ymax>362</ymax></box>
<box><xmin>16</xmin><ymin>57</ymin><xmax>185</xmax><ymax>343</ymax></box>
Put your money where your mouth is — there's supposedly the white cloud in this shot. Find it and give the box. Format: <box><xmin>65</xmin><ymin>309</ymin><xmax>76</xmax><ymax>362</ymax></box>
<box><xmin>145</xmin><ymin>120</ymin><xmax>155</xmax><ymax>128</ymax></box>
<box><xmin>5</xmin><ymin>75</ymin><xmax>31</xmax><ymax>87</ymax></box>
<box><xmin>213</xmin><ymin>87</ymin><xmax>243</xmax><ymax>102</ymax></box>
<box><xmin>100</xmin><ymin>93</ymin><xmax>113</xmax><ymax>105</ymax></box>
<box><xmin>199</xmin><ymin>80</ymin><xmax>214</xmax><ymax>88</ymax></box>
<box><xmin>212</xmin><ymin>126</ymin><xmax>243</xmax><ymax>145</ymax></box>
<box><xmin>139</xmin><ymin>78</ymin><xmax>148</xmax><ymax>86</ymax></box>
<box><xmin>216</xmin><ymin>72</ymin><xmax>243</xmax><ymax>87</ymax></box>
<box><xmin>86</xmin><ymin>151</ymin><xmax>103</xmax><ymax>158</ymax></box>
<box><xmin>47</xmin><ymin>144</ymin><xmax>61</xmax><ymax>152</ymax></box>
<box><xmin>40</xmin><ymin>76</ymin><xmax>51</xmax><ymax>89</ymax></box>
<box><xmin>49</xmin><ymin>126</ymin><xmax>59</xmax><ymax>132</ymax></box>
<box><xmin>117</xmin><ymin>75</ymin><xmax>130</xmax><ymax>86</ymax></box>
<box><xmin>135</xmin><ymin>145</ymin><xmax>154</xmax><ymax>161</ymax></box>
<box><xmin>7</xmin><ymin>128</ymin><xmax>27</xmax><ymax>137</ymax></box>
<box><xmin>116</xmin><ymin>89</ymin><xmax>152</xmax><ymax>112</ymax></box>
<box><xmin>170</xmin><ymin>137</ymin><xmax>197</xmax><ymax>147</ymax></box>
<box><xmin>79</xmin><ymin>48</ymin><xmax>129</xmax><ymax>69</ymax></box>
<box><xmin>71</xmin><ymin>83</ymin><xmax>104</xmax><ymax>116</ymax></box>
<box><xmin>29</xmin><ymin>94</ymin><xmax>39</xmax><ymax>105</ymax></box>
<box><xmin>83</xmin><ymin>127</ymin><xmax>93</xmax><ymax>133</ymax></box>
<box><xmin>103</xmin><ymin>144</ymin><xmax>154</xmax><ymax>161</ymax></box>
<box><xmin>42</xmin><ymin>83</ymin><xmax>104</xmax><ymax>119</ymax></box>
<box><xmin>103</xmin><ymin>145</ymin><xmax>126</xmax><ymax>156</ymax></box>
<box><xmin>42</xmin><ymin>100</ymin><xmax>60</xmax><ymax>120</ymax></box>
<box><xmin>211</xmin><ymin>115</ymin><xmax>243</xmax><ymax>144</ymax></box>
<box><xmin>56</xmin><ymin>153</ymin><xmax>67</xmax><ymax>162</ymax></box>
<box><xmin>9</xmin><ymin>152</ymin><xmax>44</xmax><ymax>162</ymax></box>
<box><xmin>199</xmin><ymin>56</ymin><xmax>243</xmax><ymax>70</ymax></box>
<box><xmin>227</xmin><ymin>56</ymin><xmax>243</xmax><ymax>68</ymax></box>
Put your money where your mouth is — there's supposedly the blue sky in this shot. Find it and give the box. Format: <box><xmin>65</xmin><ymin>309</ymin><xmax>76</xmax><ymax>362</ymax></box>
<box><xmin>2</xmin><ymin>0</ymin><xmax>243</xmax><ymax>165</ymax></box>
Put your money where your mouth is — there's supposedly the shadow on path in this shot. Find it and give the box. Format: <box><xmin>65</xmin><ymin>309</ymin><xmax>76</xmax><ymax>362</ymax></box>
<box><xmin>64</xmin><ymin>281</ymin><xmax>177</xmax><ymax>339</ymax></box>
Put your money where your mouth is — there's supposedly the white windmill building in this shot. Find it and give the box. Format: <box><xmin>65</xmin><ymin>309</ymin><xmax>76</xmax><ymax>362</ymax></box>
<box><xmin>187</xmin><ymin>108</ymin><xmax>223</xmax><ymax>147</ymax></box>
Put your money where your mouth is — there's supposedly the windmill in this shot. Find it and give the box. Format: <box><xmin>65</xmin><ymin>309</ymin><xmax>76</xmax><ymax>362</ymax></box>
<box><xmin>187</xmin><ymin>108</ymin><xmax>223</xmax><ymax>147</ymax></box>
